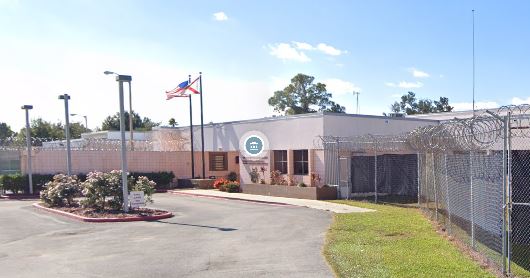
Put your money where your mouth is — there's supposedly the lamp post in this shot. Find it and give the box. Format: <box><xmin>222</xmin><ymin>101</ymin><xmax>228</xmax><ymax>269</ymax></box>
<box><xmin>104</xmin><ymin>71</ymin><xmax>133</xmax><ymax>150</ymax></box>
<box><xmin>21</xmin><ymin>105</ymin><xmax>33</xmax><ymax>194</ymax></box>
<box><xmin>59</xmin><ymin>94</ymin><xmax>72</xmax><ymax>176</ymax></box>
<box><xmin>104</xmin><ymin>71</ymin><xmax>132</xmax><ymax>212</ymax></box>
<box><xmin>70</xmin><ymin>113</ymin><xmax>88</xmax><ymax>131</ymax></box>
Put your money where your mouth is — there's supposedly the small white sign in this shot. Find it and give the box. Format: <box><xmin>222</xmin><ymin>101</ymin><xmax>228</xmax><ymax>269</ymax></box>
<box><xmin>129</xmin><ymin>191</ymin><xmax>145</xmax><ymax>208</ymax></box>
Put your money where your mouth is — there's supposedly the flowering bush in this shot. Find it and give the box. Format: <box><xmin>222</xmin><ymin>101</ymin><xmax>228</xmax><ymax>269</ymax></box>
<box><xmin>224</xmin><ymin>182</ymin><xmax>240</xmax><ymax>193</ymax></box>
<box><xmin>40</xmin><ymin>174</ymin><xmax>81</xmax><ymax>207</ymax></box>
<box><xmin>213</xmin><ymin>178</ymin><xmax>229</xmax><ymax>190</ymax></box>
<box><xmin>270</xmin><ymin>170</ymin><xmax>286</xmax><ymax>185</ymax></box>
<box><xmin>132</xmin><ymin>176</ymin><xmax>155</xmax><ymax>203</ymax></box>
<box><xmin>80</xmin><ymin>170</ymin><xmax>135</xmax><ymax>211</ymax></box>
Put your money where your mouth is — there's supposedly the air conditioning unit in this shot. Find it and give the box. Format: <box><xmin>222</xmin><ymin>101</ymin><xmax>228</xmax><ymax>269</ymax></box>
<box><xmin>388</xmin><ymin>113</ymin><xmax>406</xmax><ymax>118</ymax></box>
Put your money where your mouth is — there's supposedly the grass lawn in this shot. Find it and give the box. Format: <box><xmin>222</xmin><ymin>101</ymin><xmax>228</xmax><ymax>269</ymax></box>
<box><xmin>324</xmin><ymin>200</ymin><xmax>495</xmax><ymax>278</ymax></box>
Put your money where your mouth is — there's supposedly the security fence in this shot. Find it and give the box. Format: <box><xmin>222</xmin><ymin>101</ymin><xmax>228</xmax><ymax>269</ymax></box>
<box><xmin>322</xmin><ymin>105</ymin><xmax>530</xmax><ymax>275</ymax></box>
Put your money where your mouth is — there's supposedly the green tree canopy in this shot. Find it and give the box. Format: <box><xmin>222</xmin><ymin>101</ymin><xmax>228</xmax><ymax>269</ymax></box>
<box><xmin>101</xmin><ymin>111</ymin><xmax>160</xmax><ymax>131</ymax></box>
<box><xmin>268</xmin><ymin>73</ymin><xmax>346</xmax><ymax>115</ymax></box>
<box><xmin>390</xmin><ymin>92</ymin><xmax>453</xmax><ymax>115</ymax></box>
<box><xmin>168</xmin><ymin>118</ymin><xmax>178</xmax><ymax>127</ymax></box>
<box><xmin>0</xmin><ymin>122</ymin><xmax>14</xmax><ymax>139</ymax></box>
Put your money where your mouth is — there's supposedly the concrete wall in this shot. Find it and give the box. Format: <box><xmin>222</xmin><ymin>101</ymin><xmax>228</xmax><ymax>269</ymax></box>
<box><xmin>20</xmin><ymin>150</ymin><xmax>239</xmax><ymax>179</ymax></box>
<box><xmin>323</xmin><ymin>114</ymin><xmax>438</xmax><ymax>137</ymax></box>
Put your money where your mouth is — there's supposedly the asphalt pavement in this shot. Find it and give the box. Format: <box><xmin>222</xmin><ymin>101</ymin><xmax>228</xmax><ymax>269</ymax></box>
<box><xmin>0</xmin><ymin>193</ymin><xmax>334</xmax><ymax>278</ymax></box>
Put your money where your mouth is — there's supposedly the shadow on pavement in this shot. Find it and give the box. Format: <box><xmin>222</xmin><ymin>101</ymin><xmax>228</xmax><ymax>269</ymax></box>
<box><xmin>152</xmin><ymin>220</ymin><xmax>237</xmax><ymax>231</ymax></box>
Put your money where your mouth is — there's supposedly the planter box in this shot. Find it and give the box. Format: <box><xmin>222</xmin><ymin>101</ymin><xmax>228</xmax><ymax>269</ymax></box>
<box><xmin>190</xmin><ymin>179</ymin><xmax>215</xmax><ymax>189</ymax></box>
<box><xmin>240</xmin><ymin>183</ymin><xmax>337</xmax><ymax>200</ymax></box>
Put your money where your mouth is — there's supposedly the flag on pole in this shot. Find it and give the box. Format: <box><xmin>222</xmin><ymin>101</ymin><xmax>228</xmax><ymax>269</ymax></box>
<box><xmin>166</xmin><ymin>77</ymin><xmax>200</xmax><ymax>100</ymax></box>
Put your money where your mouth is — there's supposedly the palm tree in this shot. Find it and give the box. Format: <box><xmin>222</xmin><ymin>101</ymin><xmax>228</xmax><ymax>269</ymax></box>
<box><xmin>168</xmin><ymin>118</ymin><xmax>177</xmax><ymax>127</ymax></box>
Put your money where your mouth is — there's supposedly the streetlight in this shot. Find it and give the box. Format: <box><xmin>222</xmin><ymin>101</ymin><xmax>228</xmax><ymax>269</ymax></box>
<box><xmin>21</xmin><ymin>105</ymin><xmax>33</xmax><ymax>194</ymax></box>
<box><xmin>70</xmin><ymin>113</ymin><xmax>88</xmax><ymax>131</ymax></box>
<box><xmin>104</xmin><ymin>70</ymin><xmax>134</xmax><ymax>151</ymax></box>
<box><xmin>59</xmin><ymin>94</ymin><xmax>72</xmax><ymax>176</ymax></box>
<box><xmin>104</xmin><ymin>71</ymin><xmax>132</xmax><ymax>212</ymax></box>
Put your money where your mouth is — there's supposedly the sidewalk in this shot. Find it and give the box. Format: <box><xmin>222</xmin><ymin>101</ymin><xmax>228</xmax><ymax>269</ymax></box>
<box><xmin>168</xmin><ymin>189</ymin><xmax>374</xmax><ymax>214</ymax></box>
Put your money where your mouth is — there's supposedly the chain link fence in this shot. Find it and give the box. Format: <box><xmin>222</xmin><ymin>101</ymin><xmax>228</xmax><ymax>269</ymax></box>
<box><xmin>322</xmin><ymin>105</ymin><xmax>530</xmax><ymax>275</ymax></box>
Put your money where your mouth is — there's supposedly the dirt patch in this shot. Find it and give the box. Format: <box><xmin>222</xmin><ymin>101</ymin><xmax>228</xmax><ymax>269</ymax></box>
<box><xmin>40</xmin><ymin>204</ymin><xmax>169</xmax><ymax>219</ymax></box>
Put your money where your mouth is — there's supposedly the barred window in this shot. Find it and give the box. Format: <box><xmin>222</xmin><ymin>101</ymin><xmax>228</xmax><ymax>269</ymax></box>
<box><xmin>293</xmin><ymin>150</ymin><xmax>308</xmax><ymax>175</ymax></box>
<box><xmin>274</xmin><ymin>150</ymin><xmax>288</xmax><ymax>174</ymax></box>
<box><xmin>209</xmin><ymin>152</ymin><xmax>228</xmax><ymax>171</ymax></box>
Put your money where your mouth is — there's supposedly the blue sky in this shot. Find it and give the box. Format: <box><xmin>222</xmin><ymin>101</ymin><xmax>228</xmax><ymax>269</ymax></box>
<box><xmin>1</xmin><ymin>0</ymin><xmax>530</xmax><ymax>131</ymax></box>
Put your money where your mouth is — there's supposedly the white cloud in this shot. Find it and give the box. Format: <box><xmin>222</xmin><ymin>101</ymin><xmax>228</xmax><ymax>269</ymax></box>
<box><xmin>323</xmin><ymin>78</ymin><xmax>361</xmax><ymax>95</ymax></box>
<box><xmin>292</xmin><ymin>41</ymin><xmax>314</xmax><ymax>50</ymax></box>
<box><xmin>269</xmin><ymin>42</ymin><xmax>346</xmax><ymax>61</ymax></box>
<box><xmin>512</xmin><ymin>97</ymin><xmax>530</xmax><ymax>105</ymax></box>
<box><xmin>268</xmin><ymin>43</ymin><xmax>311</xmax><ymax>62</ymax></box>
<box><xmin>213</xmin><ymin>12</ymin><xmax>228</xmax><ymax>21</ymax></box>
<box><xmin>452</xmin><ymin>101</ymin><xmax>499</xmax><ymax>111</ymax></box>
<box><xmin>316</xmin><ymin>43</ymin><xmax>346</xmax><ymax>56</ymax></box>
<box><xmin>385</xmin><ymin>81</ymin><xmax>424</xmax><ymax>89</ymax></box>
<box><xmin>410</xmin><ymin>68</ymin><xmax>430</xmax><ymax>78</ymax></box>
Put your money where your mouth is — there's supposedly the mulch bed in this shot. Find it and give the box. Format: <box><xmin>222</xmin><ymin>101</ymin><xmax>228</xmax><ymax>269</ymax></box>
<box><xmin>34</xmin><ymin>203</ymin><xmax>173</xmax><ymax>222</ymax></box>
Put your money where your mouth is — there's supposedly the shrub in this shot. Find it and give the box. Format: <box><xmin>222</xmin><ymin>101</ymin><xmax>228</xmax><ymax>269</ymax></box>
<box><xmin>270</xmin><ymin>170</ymin><xmax>286</xmax><ymax>185</ymax></box>
<box><xmin>297</xmin><ymin>182</ymin><xmax>307</xmax><ymax>187</ymax></box>
<box><xmin>224</xmin><ymin>182</ymin><xmax>240</xmax><ymax>193</ymax></box>
<box><xmin>213</xmin><ymin>178</ymin><xmax>229</xmax><ymax>190</ymax></box>
<box><xmin>0</xmin><ymin>174</ymin><xmax>26</xmax><ymax>194</ymax></box>
<box><xmin>40</xmin><ymin>174</ymin><xmax>81</xmax><ymax>207</ymax></box>
<box><xmin>227</xmin><ymin>171</ymin><xmax>238</xmax><ymax>182</ymax></box>
<box><xmin>81</xmin><ymin>170</ymin><xmax>134</xmax><ymax>211</ymax></box>
<box><xmin>130</xmin><ymin>171</ymin><xmax>175</xmax><ymax>189</ymax></box>
<box><xmin>132</xmin><ymin>176</ymin><xmax>156</xmax><ymax>203</ymax></box>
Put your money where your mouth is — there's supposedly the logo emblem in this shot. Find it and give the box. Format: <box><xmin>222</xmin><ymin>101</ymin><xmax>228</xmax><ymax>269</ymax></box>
<box><xmin>244</xmin><ymin>135</ymin><xmax>264</xmax><ymax>156</ymax></box>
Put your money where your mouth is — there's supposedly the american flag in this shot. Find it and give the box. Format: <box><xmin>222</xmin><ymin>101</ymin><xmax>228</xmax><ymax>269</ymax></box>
<box><xmin>166</xmin><ymin>77</ymin><xmax>199</xmax><ymax>100</ymax></box>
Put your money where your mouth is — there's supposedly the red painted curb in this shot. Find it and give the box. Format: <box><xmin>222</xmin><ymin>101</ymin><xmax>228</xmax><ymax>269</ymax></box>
<box><xmin>168</xmin><ymin>190</ymin><xmax>296</xmax><ymax>207</ymax></box>
<box><xmin>32</xmin><ymin>203</ymin><xmax>173</xmax><ymax>223</ymax></box>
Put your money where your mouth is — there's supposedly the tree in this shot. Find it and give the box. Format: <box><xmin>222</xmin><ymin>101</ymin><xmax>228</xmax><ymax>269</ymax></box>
<box><xmin>168</xmin><ymin>118</ymin><xmax>178</xmax><ymax>127</ymax></box>
<box><xmin>0</xmin><ymin>122</ymin><xmax>14</xmax><ymax>139</ymax></box>
<box><xmin>101</xmin><ymin>111</ymin><xmax>160</xmax><ymax>131</ymax></box>
<box><xmin>390</xmin><ymin>92</ymin><xmax>453</xmax><ymax>115</ymax></box>
<box><xmin>268</xmin><ymin>73</ymin><xmax>346</xmax><ymax>115</ymax></box>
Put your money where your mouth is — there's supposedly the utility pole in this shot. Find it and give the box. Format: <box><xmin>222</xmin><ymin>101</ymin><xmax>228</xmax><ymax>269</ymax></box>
<box><xmin>353</xmin><ymin>91</ymin><xmax>360</xmax><ymax>114</ymax></box>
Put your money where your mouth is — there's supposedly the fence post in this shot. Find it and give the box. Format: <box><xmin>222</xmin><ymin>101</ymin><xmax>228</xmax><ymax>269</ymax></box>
<box><xmin>444</xmin><ymin>153</ymin><xmax>452</xmax><ymax>234</ymax></box>
<box><xmin>432</xmin><ymin>152</ymin><xmax>438</xmax><ymax>222</ymax></box>
<box><xmin>336</xmin><ymin>138</ymin><xmax>341</xmax><ymax>199</ymax></box>
<box><xmin>417</xmin><ymin>153</ymin><xmax>421</xmax><ymax>207</ymax></box>
<box><xmin>374</xmin><ymin>150</ymin><xmax>378</xmax><ymax>204</ymax></box>
<box><xmin>502</xmin><ymin>115</ymin><xmax>508</xmax><ymax>274</ymax></box>
<box><xmin>507</xmin><ymin>112</ymin><xmax>512</xmax><ymax>274</ymax></box>
<box><xmin>470</xmin><ymin>150</ymin><xmax>475</xmax><ymax>249</ymax></box>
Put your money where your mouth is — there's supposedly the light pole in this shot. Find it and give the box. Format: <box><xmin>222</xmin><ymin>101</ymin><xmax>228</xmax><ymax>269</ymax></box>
<box><xmin>70</xmin><ymin>113</ymin><xmax>88</xmax><ymax>131</ymax></box>
<box><xmin>104</xmin><ymin>71</ymin><xmax>134</xmax><ymax>150</ymax></box>
<box><xmin>59</xmin><ymin>94</ymin><xmax>72</xmax><ymax>176</ymax></box>
<box><xmin>105</xmin><ymin>71</ymin><xmax>132</xmax><ymax>212</ymax></box>
<box><xmin>353</xmin><ymin>91</ymin><xmax>360</xmax><ymax>114</ymax></box>
<box><xmin>21</xmin><ymin>105</ymin><xmax>33</xmax><ymax>194</ymax></box>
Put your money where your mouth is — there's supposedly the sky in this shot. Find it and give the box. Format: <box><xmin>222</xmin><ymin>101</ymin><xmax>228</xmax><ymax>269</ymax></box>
<box><xmin>1</xmin><ymin>0</ymin><xmax>530</xmax><ymax>131</ymax></box>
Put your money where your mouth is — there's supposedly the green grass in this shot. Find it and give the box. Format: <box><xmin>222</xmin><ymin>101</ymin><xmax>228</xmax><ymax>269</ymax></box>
<box><xmin>324</xmin><ymin>200</ymin><xmax>495</xmax><ymax>278</ymax></box>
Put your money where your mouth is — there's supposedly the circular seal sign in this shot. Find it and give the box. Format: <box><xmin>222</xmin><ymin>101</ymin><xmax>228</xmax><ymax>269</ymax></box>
<box><xmin>244</xmin><ymin>135</ymin><xmax>264</xmax><ymax>156</ymax></box>
<box><xmin>239</xmin><ymin>131</ymin><xmax>269</xmax><ymax>158</ymax></box>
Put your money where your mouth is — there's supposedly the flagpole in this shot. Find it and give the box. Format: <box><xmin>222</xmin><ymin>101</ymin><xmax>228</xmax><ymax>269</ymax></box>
<box><xmin>188</xmin><ymin>74</ymin><xmax>195</xmax><ymax>179</ymax></box>
<box><xmin>199</xmin><ymin>72</ymin><xmax>205</xmax><ymax>178</ymax></box>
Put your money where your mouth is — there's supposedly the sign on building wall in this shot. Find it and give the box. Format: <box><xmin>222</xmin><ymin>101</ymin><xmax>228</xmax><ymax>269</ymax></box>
<box><xmin>239</xmin><ymin>131</ymin><xmax>270</xmax><ymax>184</ymax></box>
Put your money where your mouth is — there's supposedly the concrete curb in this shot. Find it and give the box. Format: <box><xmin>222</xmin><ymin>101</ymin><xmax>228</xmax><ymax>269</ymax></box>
<box><xmin>168</xmin><ymin>190</ymin><xmax>297</xmax><ymax>207</ymax></box>
<box><xmin>32</xmin><ymin>203</ymin><xmax>173</xmax><ymax>223</ymax></box>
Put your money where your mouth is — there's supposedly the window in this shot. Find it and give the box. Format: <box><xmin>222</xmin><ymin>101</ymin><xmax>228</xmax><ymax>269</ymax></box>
<box><xmin>209</xmin><ymin>152</ymin><xmax>228</xmax><ymax>171</ymax></box>
<box><xmin>273</xmin><ymin>150</ymin><xmax>288</xmax><ymax>174</ymax></box>
<box><xmin>293</xmin><ymin>150</ymin><xmax>309</xmax><ymax>175</ymax></box>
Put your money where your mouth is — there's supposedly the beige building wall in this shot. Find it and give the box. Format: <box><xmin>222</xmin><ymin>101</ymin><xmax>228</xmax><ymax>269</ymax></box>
<box><xmin>20</xmin><ymin>150</ymin><xmax>239</xmax><ymax>179</ymax></box>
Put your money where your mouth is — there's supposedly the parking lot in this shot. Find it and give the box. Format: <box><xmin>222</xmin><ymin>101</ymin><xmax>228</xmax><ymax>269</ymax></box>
<box><xmin>0</xmin><ymin>193</ymin><xmax>333</xmax><ymax>278</ymax></box>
